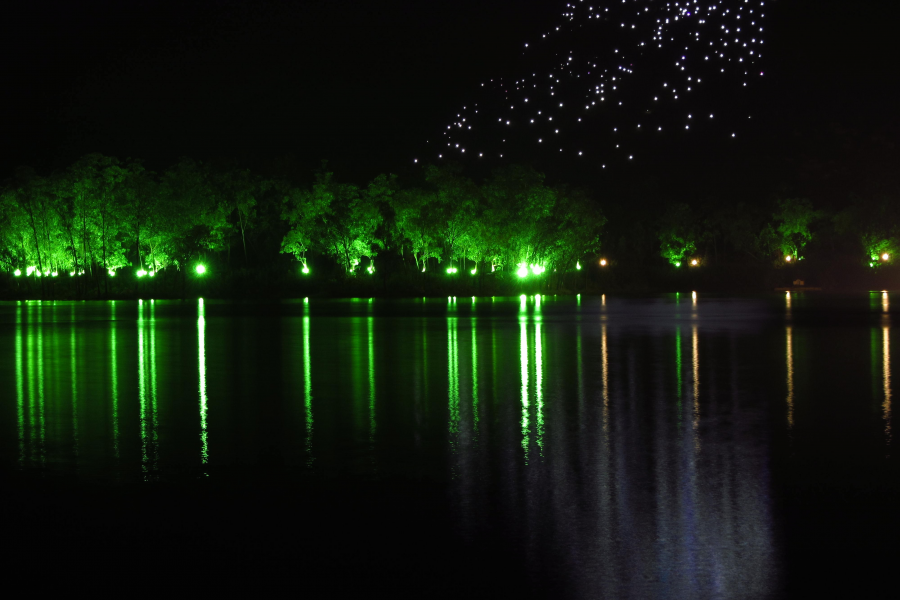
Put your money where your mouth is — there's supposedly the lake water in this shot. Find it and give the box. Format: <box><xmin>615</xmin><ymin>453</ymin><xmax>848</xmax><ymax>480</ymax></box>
<box><xmin>1</xmin><ymin>294</ymin><xmax>897</xmax><ymax>596</ymax></box>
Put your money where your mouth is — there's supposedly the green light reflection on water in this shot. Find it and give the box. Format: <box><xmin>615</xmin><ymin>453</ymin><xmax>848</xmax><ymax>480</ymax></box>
<box><xmin>471</xmin><ymin>316</ymin><xmax>479</xmax><ymax>439</ymax></box>
<box><xmin>15</xmin><ymin>303</ymin><xmax>24</xmax><ymax>466</ymax></box>
<box><xmin>520</xmin><ymin>313</ymin><xmax>530</xmax><ymax>462</ymax></box>
<box><xmin>535</xmin><ymin>317</ymin><xmax>544</xmax><ymax>456</ymax></box>
<box><xmin>110</xmin><ymin>301</ymin><xmax>119</xmax><ymax>459</ymax></box>
<box><xmin>71</xmin><ymin>304</ymin><xmax>79</xmax><ymax>462</ymax></box>
<box><xmin>138</xmin><ymin>300</ymin><xmax>150</xmax><ymax>475</ymax></box>
<box><xmin>448</xmin><ymin>316</ymin><xmax>460</xmax><ymax>459</ymax></box>
<box><xmin>199</xmin><ymin>298</ymin><xmax>209</xmax><ymax>465</ymax></box>
<box><xmin>303</xmin><ymin>313</ymin><xmax>313</xmax><ymax>466</ymax></box>
<box><xmin>367</xmin><ymin>314</ymin><xmax>376</xmax><ymax>445</ymax></box>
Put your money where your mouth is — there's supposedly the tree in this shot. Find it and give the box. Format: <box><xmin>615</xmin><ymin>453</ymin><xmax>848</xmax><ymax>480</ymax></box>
<box><xmin>658</xmin><ymin>203</ymin><xmax>698</xmax><ymax>267</ymax></box>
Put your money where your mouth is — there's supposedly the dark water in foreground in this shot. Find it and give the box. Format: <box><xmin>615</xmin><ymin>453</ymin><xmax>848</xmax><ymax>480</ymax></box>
<box><xmin>1</xmin><ymin>294</ymin><xmax>897</xmax><ymax>596</ymax></box>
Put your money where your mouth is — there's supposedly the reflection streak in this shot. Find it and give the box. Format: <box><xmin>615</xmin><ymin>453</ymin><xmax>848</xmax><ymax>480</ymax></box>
<box><xmin>786</xmin><ymin>326</ymin><xmax>794</xmax><ymax>429</ymax></box>
<box><xmin>304</xmin><ymin>314</ymin><xmax>314</xmax><ymax>465</ymax></box>
<box><xmin>884</xmin><ymin>321</ymin><xmax>892</xmax><ymax>448</ymax></box>
<box><xmin>199</xmin><ymin>299</ymin><xmax>208</xmax><ymax>465</ymax></box>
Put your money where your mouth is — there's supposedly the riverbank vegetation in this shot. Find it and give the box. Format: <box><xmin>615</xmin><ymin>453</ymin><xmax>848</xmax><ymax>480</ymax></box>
<box><xmin>1</xmin><ymin>154</ymin><xmax>898</xmax><ymax>299</ymax></box>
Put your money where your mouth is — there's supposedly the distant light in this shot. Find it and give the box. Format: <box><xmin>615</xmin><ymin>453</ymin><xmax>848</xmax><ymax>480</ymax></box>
<box><xmin>517</xmin><ymin>264</ymin><xmax>529</xmax><ymax>278</ymax></box>
<box><xmin>13</xmin><ymin>269</ymin><xmax>21</xmax><ymax>276</ymax></box>
<box><xmin>471</xmin><ymin>268</ymin><xmax>477</xmax><ymax>275</ymax></box>
<box><xmin>446</xmin><ymin>267</ymin><xmax>458</xmax><ymax>274</ymax></box>
<box><xmin>26</xmin><ymin>266</ymin><xmax>35</xmax><ymax>276</ymax></box>
<box><xmin>149</xmin><ymin>271</ymin><xmax>156</xmax><ymax>277</ymax></box>
<box><xmin>690</xmin><ymin>259</ymin><xmax>698</xmax><ymax>266</ymax></box>
<box><xmin>785</xmin><ymin>255</ymin><xmax>792</xmax><ymax>262</ymax></box>
<box><xmin>108</xmin><ymin>269</ymin><xmax>115</xmax><ymax>277</ymax></box>
<box><xmin>576</xmin><ymin>261</ymin><xmax>582</xmax><ymax>270</ymax></box>
<box><xmin>196</xmin><ymin>264</ymin><xmax>206</xmax><ymax>275</ymax></box>
<box><xmin>599</xmin><ymin>259</ymin><xmax>607</xmax><ymax>267</ymax></box>
<box><xmin>882</xmin><ymin>253</ymin><xmax>890</xmax><ymax>261</ymax></box>
<box><xmin>301</xmin><ymin>265</ymin><xmax>310</xmax><ymax>274</ymax></box>
<box><xmin>674</xmin><ymin>262</ymin><xmax>682</xmax><ymax>268</ymax></box>
<box><xmin>137</xmin><ymin>269</ymin><xmax>147</xmax><ymax>277</ymax></box>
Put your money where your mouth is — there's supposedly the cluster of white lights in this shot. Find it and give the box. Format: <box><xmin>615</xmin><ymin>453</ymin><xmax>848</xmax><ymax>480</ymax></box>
<box><xmin>435</xmin><ymin>0</ymin><xmax>765</xmax><ymax>165</ymax></box>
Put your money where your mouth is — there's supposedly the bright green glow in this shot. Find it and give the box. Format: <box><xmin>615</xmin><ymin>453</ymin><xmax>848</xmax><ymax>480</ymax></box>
<box><xmin>303</xmin><ymin>314</ymin><xmax>313</xmax><ymax>466</ymax></box>
<box><xmin>367</xmin><ymin>265</ymin><xmax>375</xmax><ymax>274</ymax></box>
<box><xmin>196</xmin><ymin>264</ymin><xmax>206</xmax><ymax>275</ymax></box>
<box><xmin>674</xmin><ymin>262</ymin><xmax>682</xmax><ymax>268</ymax></box>
<box><xmin>576</xmin><ymin>261</ymin><xmax>582</xmax><ymax>270</ymax></box>
<box><xmin>530</xmin><ymin>264</ymin><xmax>546</xmax><ymax>275</ymax></box>
<box><xmin>13</xmin><ymin>269</ymin><xmax>21</xmax><ymax>276</ymax></box>
<box><xmin>51</xmin><ymin>271</ymin><xmax>58</xmax><ymax>277</ymax></box>
<box><xmin>108</xmin><ymin>269</ymin><xmax>115</xmax><ymax>277</ymax></box>
<box><xmin>517</xmin><ymin>264</ymin><xmax>528</xmax><ymax>278</ymax></box>
<box><xmin>448</xmin><ymin>316</ymin><xmax>459</xmax><ymax>458</ymax></box>
<box><xmin>149</xmin><ymin>270</ymin><xmax>155</xmax><ymax>277</ymax></box>
<box><xmin>137</xmin><ymin>269</ymin><xmax>147</xmax><ymax>277</ymax></box>
<box><xmin>471</xmin><ymin>268</ymin><xmax>477</xmax><ymax>275</ymax></box>
<box><xmin>302</xmin><ymin>265</ymin><xmax>310</xmax><ymax>274</ymax></box>
<box><xmin>198</xmin><ymin>298</ymin><xmax>208</xmax><ymax>465</ymax></box>
<box><xmin>520</xmin><ymin>294</ymin><xmax>527</xmax><ymax>314</ymax></box>
<box><xmin>446</xmin><ymin>267</ymin><xmax>458</xmax><ymax>274</ymax></box>
<box><xmin>870</xmin><ymin>262</ymin><xmax>876</xmax><ymax>268</ymax></box>
<box><xmin>520</xmin><ymin>314</ymin><xmax>530</xmax><ymax>462</ymax></box>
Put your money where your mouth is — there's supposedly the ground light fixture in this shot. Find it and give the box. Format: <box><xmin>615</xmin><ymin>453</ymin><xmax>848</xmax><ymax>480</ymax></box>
<box><xmin>517</xmin><ymin>264</ymin><xmax>529</xmax><ymax>278</ymax></box>
<box><xmin>108</xmin><ymin>269</ymin><xmax>116</xmax><ymax>277</ymax></box>
<box><xmin>367</xmin><ymin>265</ymin><xmax>375</xmax><ymax>274</ymax></box>
<box><xmin>13</xmin><ymin>269</ymin><xmax>21</xmax><ymax>276</ymax></box>
<box><xmin>137</xmin><ymin>269</ymin><xmax>147</xmax><ymax>277</ymax></box>
<box><xmin>301</xmin><ymin>264</ymin><xmax>310</xmax><ymax>274</ymax></box>
<box><xmin>883</xmin><ymin>253</ymin><xmax>891</xmax><ymax>261</ymax></box>
<box><xmin>195</xmin><ymin>264</ymin><xmax>206</xmax><ymax>275</ymax></box>
<box><xmin>599</xmin><ymin>259</ymin><xmax>607</xmax><ymax>266</ymax></box>
<box><xmin>471</xmin><ymin>268</ymin><xmax>477</xmax><ymax>275</ymax></box>
<box><xmin>674</xmin><ymin>262</ymin><xmax>682</xmax><ymax>268</ymax></box>
<box><xmin>51</xmin><ymin>271</ymin><xmax>58</xmax><ymax>277</ymax></box>
<box><xmin>576</xmin><ymin>261</ymin><xmax>582</xmax><ymax>270</ymax></box>
<box><xmin>446</xmin><ymin>267</ymin><xmax>458</xmax><ymax>274</ymax></box>
<box><xmin>785</xmin><ymin>255</ymin><xmax>792</xmax><ymax>262</ymax></box>
<box><xmin>690</xmin><ymin>259</ymin><xmax>699</xmax><ymax>266</ymax></box>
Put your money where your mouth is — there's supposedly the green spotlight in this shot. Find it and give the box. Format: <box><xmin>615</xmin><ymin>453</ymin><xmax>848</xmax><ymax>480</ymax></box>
<box><xmin>13</xmin><ymin>269</ymin><xmax>21</xmax><ymax>276</ymax></box>
<box><xmin>196</xmin><ymin>264</ymin><xmax>206</xmax><ymax>275</ymax></box>
<box><xmin>108</xmin><ymin>269</ymin><xmax>115</xmax><ymax>277</ymax></box>
<box><xmin>576</xmin><ymin>261</ymin><xmax>582</xmax><ymax>270</ymax></box>
<box><xmin>302</xmin><ymin>265</ymin><xmax>310</xmax><ymax>274</ymax></box>
<box><xmin>517</xmin><ymin>264</ymin><xmax>528</xmax><ymax>278</ymax></box>
<box><xmin>137</xmin><ymin>269</ymin><xmax>147</xmax><ymax>277</ymax></box>
<box><xmin>471</xmin><ymin>268</ymin><xmax>477</xmax><ymax>275</ymax></box>
<box><xmin>674</xmin><ymin>262</ymin><xmax>682</xmax><ymax>268</ymax></box>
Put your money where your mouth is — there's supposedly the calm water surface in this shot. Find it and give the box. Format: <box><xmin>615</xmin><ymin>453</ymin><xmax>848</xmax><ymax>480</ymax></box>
<box><xmin>1</xmin><ymin>294</ymin><xmax>897</xmax><ymax>596</ymax></box>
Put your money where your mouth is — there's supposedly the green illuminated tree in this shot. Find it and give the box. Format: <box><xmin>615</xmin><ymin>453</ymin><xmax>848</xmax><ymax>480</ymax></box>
<box><xmin>658</xmin><ymin>203</ymin><xmax>698</xmax><ymax>267</ymax></box>
<box><xmin>768</xmin><ymin>197</ymin><xmax>823</xmax><ymax>260</ymax></box>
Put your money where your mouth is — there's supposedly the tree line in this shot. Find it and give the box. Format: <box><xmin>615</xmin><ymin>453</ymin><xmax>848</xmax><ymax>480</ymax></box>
<box><xmin>1</xmin><ymin>153</ymin><xmax>897</xmax><ymax>297</ymax></box>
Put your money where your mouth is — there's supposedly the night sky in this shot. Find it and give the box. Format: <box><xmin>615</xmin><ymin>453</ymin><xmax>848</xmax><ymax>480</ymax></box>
<box><xmin>2</xmin><ymin>0</ymin><xmax>897</xmax><ymax>203</ymax></box>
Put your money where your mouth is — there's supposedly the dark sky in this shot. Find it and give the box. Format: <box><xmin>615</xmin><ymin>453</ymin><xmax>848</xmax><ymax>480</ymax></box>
<box><xmin>1</xmin><ymin>0</ymin><xmax>897</xmax><ymax>201</ymax></box>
